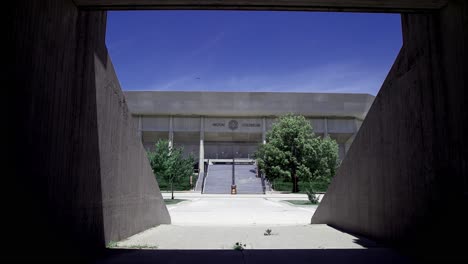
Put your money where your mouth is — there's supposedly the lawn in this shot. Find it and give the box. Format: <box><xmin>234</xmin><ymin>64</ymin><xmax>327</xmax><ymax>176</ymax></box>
<box><xmin>156</xmin><ymin>173</ymin><xmax>198</xmax><ymax>191</ymax></box>
<box><xmin>283</xmin><ymin>200</ymin><xmax>319</xmax><ymax>206</ymax></box>
<box><xmin>164</xmin><ymin>199</ymin><xmax>187</xmax><ymax>205</ymax></box>
<box><xmin>271</xmin><ymin>179</ymin><xmax>329</xmax><ymax>193</ymax></box>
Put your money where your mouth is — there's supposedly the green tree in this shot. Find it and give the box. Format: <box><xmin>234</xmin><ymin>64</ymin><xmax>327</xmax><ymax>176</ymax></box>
<box><xmin>255</xmin><ymin>114</ymin><xmax>339</xmax><ymax>193</ymax></box>
<box><xmin>147</xmin><ymin>139</ymin><xmax>195</xmax><ymax>199</ymax></box>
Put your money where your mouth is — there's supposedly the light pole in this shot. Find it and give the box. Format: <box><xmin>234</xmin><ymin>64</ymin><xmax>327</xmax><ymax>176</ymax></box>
<box><xmin>231</xmin><ymin>151</ymin><xmax>237</xmax><ymax>194</ymax></box>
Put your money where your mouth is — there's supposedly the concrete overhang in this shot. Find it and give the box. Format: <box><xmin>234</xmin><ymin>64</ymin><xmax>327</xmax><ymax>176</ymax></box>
<box><xmin>73</xmin><ymin>0</ymin><xmax>448</xmax><ymax>12</ymax></box>
<box><xmin>124</xmin><ymin>91</ymin><xmax>375</xmax><ymax>120</ymax></box>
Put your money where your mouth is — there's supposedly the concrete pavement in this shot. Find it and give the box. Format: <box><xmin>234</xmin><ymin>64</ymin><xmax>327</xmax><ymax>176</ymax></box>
<box><xmin>112</xmin><ymin>192</ymin><xmax>372</xmax><ymax>250</ymax></box>
<box><xmin>115</xmin><ymin>224</ymin><xmax>379</xmax><ymax>249</ymax></box>
<box><xmin>162</xmin><ymin>192</ymin><xmax>319</xmax><ymax>226</ymax></box>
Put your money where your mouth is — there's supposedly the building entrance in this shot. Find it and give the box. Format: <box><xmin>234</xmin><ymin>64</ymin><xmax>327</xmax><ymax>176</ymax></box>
<box><xmin>204</xmin><ymin>141</ymin><xmax>259</xmax><ymax>159</ymax></box>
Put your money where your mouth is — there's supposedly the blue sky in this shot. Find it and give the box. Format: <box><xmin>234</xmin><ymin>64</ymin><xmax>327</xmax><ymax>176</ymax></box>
<box><xmin>106</xmin><ymin>11</ymin><xmax>402</xmax><ymax>95</ymax></box>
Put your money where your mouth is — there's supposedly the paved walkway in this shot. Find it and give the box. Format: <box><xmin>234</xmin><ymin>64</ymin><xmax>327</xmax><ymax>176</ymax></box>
<box><xmin>115</xmin><ymin>224</ymin><xmax>379</xmax><ymax>249</ymax></box>
<box><xmin>113</xmin><ymin>192</ymin><xmax>359</xmax><ymax>250</ymax></box>
<box><xmin>107</xmin><ymin>194</ymin><xmax>410</xmax><ymax>262</ymax></box>
<box><xmin>165</xmin><ymin>195</ymin><xmax>317</xmax><ymax>225</ymax></box>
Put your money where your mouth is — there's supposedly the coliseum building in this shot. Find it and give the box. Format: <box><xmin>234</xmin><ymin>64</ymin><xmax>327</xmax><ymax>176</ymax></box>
<box><xmin>125</xmin><ymin>91</ymin><xmax>375</xmax><ymax>175</ymax></box>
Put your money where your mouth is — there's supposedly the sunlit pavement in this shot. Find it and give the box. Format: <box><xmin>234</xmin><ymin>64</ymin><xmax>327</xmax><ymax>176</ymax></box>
<box><xmin>112</xmin><ymin>191</ymin><xmax>409</xmax><ymax>262</ymax></box>
<box><xmin>115</xmin><ymin>224</ymin><xmax>378</xmax><ymax>249</ymax></box>
<box><xmin>113</xmin><ymin>192</ymin><xmax>381</xmax><ymax>250</ymax></box>
<box><xmin>163</xmin><ymin>192</ymin><xmax>318</xmax><ymax>226</ymax></box>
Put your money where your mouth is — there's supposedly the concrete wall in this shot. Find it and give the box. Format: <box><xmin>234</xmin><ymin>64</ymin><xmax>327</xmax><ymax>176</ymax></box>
<box><xmin>312</xmin><ymin>1</ymin><xmax>468</xmax><ymax>262</ymax></box>
<box><xmin>94</xmin><ymin>47</ymin><xmax>170</xmax><ymax>244</ymax></box>
<box><xmin>8</xmin><ymin>0</ymin><xmax>170</xmax><ymax>261</ymax></box>
<box><xmin>136</xmin><ymin>114</ymin><xmax>357</xmax><ymax>159</ymax></box>
<box><xmin>125</xmin><ymin>91</ymin><xmax>374</xmax><ymax>119</ymax></box>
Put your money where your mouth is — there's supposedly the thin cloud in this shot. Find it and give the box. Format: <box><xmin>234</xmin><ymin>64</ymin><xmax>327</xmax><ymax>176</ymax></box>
<box><xmin>141</xmin><ymin>61</ymin><xmax>388</xmax><ymax>95</ymax></box>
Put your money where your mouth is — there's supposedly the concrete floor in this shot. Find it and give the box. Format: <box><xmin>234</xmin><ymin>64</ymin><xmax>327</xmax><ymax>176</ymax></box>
<box><xmin>106</xmin><ymin>192</ymin><xmax>413</xmax><ymax>263</ymax></box>
<box><xmin>113</xmin><ymin>192</ymin><xmax>374</xmax><ymax>250</ymax></box>
<box><xmin>164</xmin><ymin>193</ymin><xmax>317</xmax><ymax>226</ymax></box>
<box><xmin>115</xmin><ymin>224</ymin><xmax>378</xmax><ymax>250</ymax></box>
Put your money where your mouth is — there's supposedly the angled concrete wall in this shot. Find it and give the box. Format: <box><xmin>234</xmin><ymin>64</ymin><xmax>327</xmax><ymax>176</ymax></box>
<box><xmin>94</xmin><ymin>47</ymin><xmax>171</xmax><ymax>244</ymax></box>
<box><xmin>8</xmin><ymin>0</ymin><xmax>170</xmax><ymax>261</ymax></box>
<box><xmin>312</xmin><ymin>1</ymin><xmax>468</xmax><ymax>262</ymax></box>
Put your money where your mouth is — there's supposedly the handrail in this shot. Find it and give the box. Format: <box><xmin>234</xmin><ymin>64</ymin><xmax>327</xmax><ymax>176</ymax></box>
<box><xmin>232</xmin><ymin>158</ymin><xmax>235</xmax><ymax>186</ymax></box>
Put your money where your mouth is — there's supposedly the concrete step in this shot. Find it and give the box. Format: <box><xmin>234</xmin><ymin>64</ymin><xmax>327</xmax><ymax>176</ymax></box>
<box><xmin>203</xmin><ymin>164</ymin><xmax>264</xmax><ymax>194</ymax></box>
<box><xmin>203</xmin><ymin>164</ymin><xmax>233</xmax><ymax>194</ymax></box>
<box><xmin>235</xmin><ymin>164</ymin><xmax>264</xmax><ymax>194</ymax></box>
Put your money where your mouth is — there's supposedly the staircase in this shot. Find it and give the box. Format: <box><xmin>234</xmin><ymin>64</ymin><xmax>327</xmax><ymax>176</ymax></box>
<box><xmin>203</xmin><ymin>164</ymin><xmax>232</xmax><ymax>194</ymax></box>
<box><xmin>203</xmin><ymin>162</ymin><xmax>264</xmax><ymax>194</ymax></box>
<box><xmin>235</xmin><ymin>164</ymin><xmax>263</xmax><ymax>194</ymax></box>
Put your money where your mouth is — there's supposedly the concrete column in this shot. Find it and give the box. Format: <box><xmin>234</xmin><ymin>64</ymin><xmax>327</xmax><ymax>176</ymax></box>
<box><xmin>168</xmin><ymin>116</ymin><xmax>174</xmax><ymax>149</ymax></box>
<box><xmin>345</xmin><ymin>133</ymin><xmax>356</xmax><ymax>154</ymax></box>
<box><xmin>199</xmin><ymin>117</ymin><xmax>205</xmax><ymax>174</ymax></box>
<box><xmin>324</xmin><ymin>118</ymin><xmax>328</xmax><ymax>138</ymax></box>
<box><xmin>344</xmin><ymin>119</ymin><xmax>358</xmax><ymax>154</ymax></box>
<box><xmin>262</xmin><ymin>117</ymin><xmax>266</xmax><ymax>144</ymax></box>
<box><xmin>138</xmin><ymin>115</ymin><xmax>142</xmax><ymax>140</ymax></box>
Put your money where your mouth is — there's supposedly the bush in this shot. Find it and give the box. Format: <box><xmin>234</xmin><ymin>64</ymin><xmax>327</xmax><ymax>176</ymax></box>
<box><xmin>305</xmin><ymin>186</ymin><xmax>319</xmax><ymax>204</ymax></box>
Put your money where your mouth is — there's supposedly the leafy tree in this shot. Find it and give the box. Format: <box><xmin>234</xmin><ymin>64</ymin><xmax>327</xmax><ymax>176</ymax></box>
<box><xmin>147</xmin><ymin>139</ymin><xmax>195</xmax><ymax>199</ymax></box>
<box><xmin>255</xmin><ymin>114</ymin><xmax>339</xmax><ymax>193</ymax></box>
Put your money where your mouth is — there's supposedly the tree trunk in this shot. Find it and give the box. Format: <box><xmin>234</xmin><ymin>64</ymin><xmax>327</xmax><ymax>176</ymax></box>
<box><xmin>171</xmin><ymin>180</ymin><xmax>174</xmax><ymax>200</ymax></box>
<box><xmin>292</xmin><ymin>166</ymin><xmax>298</xmax><ymax>193</ymax></box>
<box><xmin>295</xmin><ymin>175</ymin><xmax>299</xmax><ymax>193</ymax></box>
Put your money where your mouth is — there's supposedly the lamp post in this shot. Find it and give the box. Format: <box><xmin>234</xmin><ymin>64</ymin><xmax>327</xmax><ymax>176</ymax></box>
<box><xmin>231</xmin><ymin>154</ymin><xmax>237</xmax><ymax>194</ymax></box>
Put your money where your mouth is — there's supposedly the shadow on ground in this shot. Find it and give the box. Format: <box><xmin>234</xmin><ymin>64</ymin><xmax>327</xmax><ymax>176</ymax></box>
<box><xmin>95</xmin><ymin>248</ymin><xmax>413</xmax><ymax>264</ymax></box>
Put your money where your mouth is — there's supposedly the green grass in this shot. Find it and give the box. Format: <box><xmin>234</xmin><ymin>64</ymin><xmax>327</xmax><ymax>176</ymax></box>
<box><xmin>122</xmin><ymin>244</ymin><xmax>158</xmax><ymax>249</ymax></box>
<box><xmin>284</xmin><ymin>200</ymin><xmax>319</xmax><ymax>206</ymax></box>
<box><xmin>157</xmin><ymin>173</ymin><xmax>198</xmax><ymax>191</ymax></box>
<box><xmin>164</xmin><ymin>199</ymin><xmax>187</xmax><ymax>205</ymax></box>
<box><xmin>271</xmin><ymin>179</ymin><xmax>329</xmax><ymax>193</ymax></box>
<box><xmin>107</xmin><ymin>241</ymin><xmax>119</xmax><ymax>248</ymax></box>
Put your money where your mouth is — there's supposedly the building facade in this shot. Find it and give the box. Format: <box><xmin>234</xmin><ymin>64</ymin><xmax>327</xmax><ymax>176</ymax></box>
<box><xmin>125</xmin><ymin>91</ymin><xmax>375</xmax><ymax>174</ymax></box>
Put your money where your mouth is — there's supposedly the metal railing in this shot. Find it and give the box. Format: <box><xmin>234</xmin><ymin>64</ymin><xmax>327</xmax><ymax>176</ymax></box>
<box><xmin>232</xmin><ymin>158</ymin><xmax>235</xmax><ymax>186</ymax></box>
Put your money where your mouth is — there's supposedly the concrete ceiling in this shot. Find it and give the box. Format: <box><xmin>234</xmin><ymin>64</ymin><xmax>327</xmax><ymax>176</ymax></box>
<box><xmin>73</xmin><ymin>0</ymin><xmax>448</xmax><ymax>12</ymax></box>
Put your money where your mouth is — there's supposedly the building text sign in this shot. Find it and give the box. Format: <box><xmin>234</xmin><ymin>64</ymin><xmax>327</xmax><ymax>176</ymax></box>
<box><xmin>208</xmin><ymin>119</ymin><xmax>261</xmax><ymax>131</ymax></box>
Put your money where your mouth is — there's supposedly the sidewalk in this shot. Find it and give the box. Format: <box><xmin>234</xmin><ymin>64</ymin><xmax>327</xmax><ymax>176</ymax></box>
<box><xmin>161</xmin><ymin>191</ymin><xmax>324</xmax><ymax>201</ymax></box>
<box><xmin>115</xmin><ymin>224</ymin><xmax>379</xmax><ymax>249</ymax></box>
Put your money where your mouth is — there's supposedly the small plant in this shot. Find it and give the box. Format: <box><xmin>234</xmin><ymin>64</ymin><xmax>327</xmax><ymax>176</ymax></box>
<box><xmin>233</xmin><ymin>242</ymin><xmax>247</xmax><ymax>251</ymax></box>
<box><xmin>306</xmin><ymin>183</ymin><xmax>320</xmax><ymax>204</ymax></box>
<box><xmin>107</xmin><ymin>241</ymin><xmax>118</xmax><ymax>248</ymax></box>
<box><xmin>264</xmin><ymin>228</ymin><xmax>272</xmax><ymax>236</ymax></box>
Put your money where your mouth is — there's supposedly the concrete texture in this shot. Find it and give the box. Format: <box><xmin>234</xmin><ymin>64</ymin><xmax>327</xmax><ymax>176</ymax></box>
<box><xmin>125</xmin><ymin>91</ymin><xmax>374</xmax><ymax>119</ymax></box>
<box><xmin>129</xmin><ymin>92</ymin><xmax>367</xmax><ymax>160</ymax></box>
<box><xmin>94</xmin><ymin>42</ymin><xmax>171</xmax><ymax>243</ymax></box>
<box><xmin>96</xmin><ymin>249</ymin><xmax>413</xmax><ymax>264</ymax></box>
<box><xmin>312</xmin><ymin>1</ymin><xmax>468</xmax><ymax>262</ymax></box>
<box><xmin>165</xmin><ymin>195</ymin><xmax>317</xmax><ymax>226</ymax></box>
<box><xmin>7</xmin><ymin>0</ymin><xmax>170</xmax><ymax>261</ymax></box>
<box><xmin>114</xmin><ymin>224</ymin><xmax>378</xmax><ymax>249</ymax></box>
